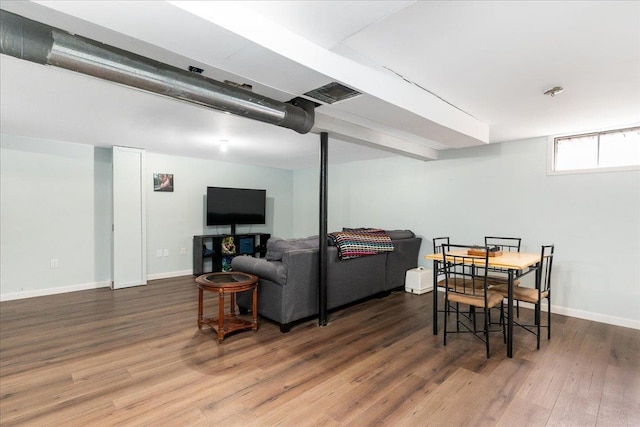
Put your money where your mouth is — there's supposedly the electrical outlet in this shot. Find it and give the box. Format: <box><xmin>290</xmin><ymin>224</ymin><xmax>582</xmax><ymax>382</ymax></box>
<box><xmin>156</xmin><ymin>249</ymin><xmax>162</xmax><ymax>257</ymax></box>
<box><xmin>180</xmin><ymin>247</ymin><xmax>187</xmax><ymax>255</ymax></box>
<box><xmin>163</xmin><ymin>249</ymin><xmax>169</xmax><ymax>257</ymax></box>
<box><xmin>50</xmin><ymin>258</ymin><xmax>59</xmax><ymax>269</ymax></box>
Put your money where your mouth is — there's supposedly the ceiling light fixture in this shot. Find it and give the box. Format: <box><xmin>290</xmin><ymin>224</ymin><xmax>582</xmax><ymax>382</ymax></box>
<box><xmin>544</xmin><ymin>86</ymin><xmax>564</xmax><ymax>97</ymax></box>
<box><xmin>219</xmin><ymin>140</ymin><xmax>229</xmax><ymax>153</ymax></box>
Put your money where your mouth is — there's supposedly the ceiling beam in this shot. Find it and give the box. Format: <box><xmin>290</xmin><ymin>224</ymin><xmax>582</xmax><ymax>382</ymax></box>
<box><xmin>313</xmin><ymin>113</ymin><xmax>438</xmax><ymax>161</ymax></box>
<box><xmin>168</xmin><ymin>1</ymin><xmax>489</xmax><ymax>147</ymax></box>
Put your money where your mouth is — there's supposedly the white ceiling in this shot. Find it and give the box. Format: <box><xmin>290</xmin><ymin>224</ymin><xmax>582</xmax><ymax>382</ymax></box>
<box><xmin>1</xmin><ymin>1</ymin><xmax>639</xmax><ymax>170</ymax></box>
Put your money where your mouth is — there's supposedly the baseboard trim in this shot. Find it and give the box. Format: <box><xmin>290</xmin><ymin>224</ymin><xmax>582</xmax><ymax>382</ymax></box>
<box><xmin>146</xmin><ymin>270</ymin><xmax>193</xmax><ymax>281</ymax></box>
<box><xmin>435</xmin><ymin>287</ymin><xmax>640</xmax><ymax>330</ymax></box>
<box><xmin>3</xmin><ymin>280</ymin><xmax>638</xmax><ymax>330</ymax></box>
<box><xmin>519</xmin><ymin>301</ymin><xmax>640</xmax><ymax>330</ymax></box>
<box><xmin>1</xmin><ymin>271</ymin><xmax>194</xmax><ymax>301</ymax></box>
<box><xmin>0</xmin><ymin>281</ymin><xmax>111</xmax><ymax>302</ymax></box>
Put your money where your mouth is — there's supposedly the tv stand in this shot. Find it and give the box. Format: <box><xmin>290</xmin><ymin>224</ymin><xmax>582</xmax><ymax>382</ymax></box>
<box><xmin>193</xmin><ymin>232</ymin><xmax>270</xmax><ymax>276</ymax></box>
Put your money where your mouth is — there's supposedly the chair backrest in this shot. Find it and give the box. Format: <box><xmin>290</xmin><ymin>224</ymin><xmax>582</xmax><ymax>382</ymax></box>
<box><xmin>485</xmin><ymin>236</ymin><xmax>521</xmax><ymax>253</ymax></box>
<box><xmin>433</xmin><ymin>237</ymin><xmax>450</xmax><ymax>254</ymax></box>
<box><xmin>441</xmin><ymin>243</ymin><xmax>490</xmax><ymax>298</ymax></box>
<box><xmin>538</xmin><ymin>244</ymin><xmax>555</xmax><ymax>294</ymax></box>
<box><xmin>433</xmin><ymin>237</ymin><xmax>450</xmax><ymax>276</ymax></box>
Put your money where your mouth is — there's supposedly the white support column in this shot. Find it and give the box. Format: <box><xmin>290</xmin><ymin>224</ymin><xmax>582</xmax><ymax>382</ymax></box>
<box><xmin>112</xmin><ymin>146</ymin><xmax>147</xmax><ymax>289</ymax></box>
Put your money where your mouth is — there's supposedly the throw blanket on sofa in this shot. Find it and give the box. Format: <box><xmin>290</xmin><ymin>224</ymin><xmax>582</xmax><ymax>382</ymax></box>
<box><xmin>328</xmin><ymin>229</ymin><xmax>395</xmax><ymax>260</ymax></box>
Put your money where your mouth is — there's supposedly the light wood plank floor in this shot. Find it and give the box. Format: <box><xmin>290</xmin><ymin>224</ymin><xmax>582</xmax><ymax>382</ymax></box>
<box><xmin>1</xmin><ymin>276</ymin><xmax>638</xmax><ymax>426</ymax></box>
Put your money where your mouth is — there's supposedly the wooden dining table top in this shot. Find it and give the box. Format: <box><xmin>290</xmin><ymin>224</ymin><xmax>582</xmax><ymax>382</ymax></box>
<box><xmin>424</xmin><ymin>249</ymin><xmax>541</xmax><ymax>271</ymax></box>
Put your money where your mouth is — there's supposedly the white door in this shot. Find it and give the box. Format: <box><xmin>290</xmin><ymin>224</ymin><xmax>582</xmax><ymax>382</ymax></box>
<box><xmin>112</xmin><ymin>146</ymin><xmax>146</xmax><ymax>289</ymax></box>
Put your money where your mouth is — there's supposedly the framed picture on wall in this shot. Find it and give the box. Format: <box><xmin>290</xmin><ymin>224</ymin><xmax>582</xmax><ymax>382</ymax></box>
<box><xmin>153</xmin><ymin>173</ymin><xmax>174</xmax><ymax>192</ymax></box>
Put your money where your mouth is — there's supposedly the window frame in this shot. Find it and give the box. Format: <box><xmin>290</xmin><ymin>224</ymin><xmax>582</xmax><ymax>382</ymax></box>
<box><xmin>547</xmin><ymin>125</ymin><xmax>640</xmax><ymax>176</ymax></box>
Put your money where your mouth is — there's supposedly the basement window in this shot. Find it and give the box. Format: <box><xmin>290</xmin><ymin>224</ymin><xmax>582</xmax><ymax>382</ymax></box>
<box><xmin>550</xmin><ymin>126</ymin><xmax>640</xmax><ymax>174</ymax></box>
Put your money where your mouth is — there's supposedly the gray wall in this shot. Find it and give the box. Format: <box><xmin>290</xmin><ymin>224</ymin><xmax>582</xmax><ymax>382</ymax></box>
<box><xmin>293</xmin><ymin>137</ymin><xmax>640</xmax><ymax>328</ymax></box>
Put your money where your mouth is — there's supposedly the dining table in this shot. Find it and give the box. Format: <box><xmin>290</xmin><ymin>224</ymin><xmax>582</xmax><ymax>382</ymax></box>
<box><xmin>424</xmin><ymin>249</ymin><xmax>542</xmax><ymax>358</ymax></box>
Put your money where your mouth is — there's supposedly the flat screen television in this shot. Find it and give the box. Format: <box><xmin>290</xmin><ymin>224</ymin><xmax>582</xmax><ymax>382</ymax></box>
<box><xmin>206</xmin><ymin>187</ymin><xmax>266</xmax><ymax>233</ymax></box>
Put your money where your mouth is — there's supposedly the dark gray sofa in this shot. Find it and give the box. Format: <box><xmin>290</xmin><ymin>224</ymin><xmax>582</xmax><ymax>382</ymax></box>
<box><xmin>231</xmin><ymin>230</ymin><xmax>422</xmax><ymax>332</ymax></box>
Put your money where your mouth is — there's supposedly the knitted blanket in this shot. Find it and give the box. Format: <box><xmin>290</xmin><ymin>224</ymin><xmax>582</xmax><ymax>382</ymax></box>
<box><xmin>328</xmin><ymin>229</ymin><xmax>395</xmax><ymax>260</ymax></box>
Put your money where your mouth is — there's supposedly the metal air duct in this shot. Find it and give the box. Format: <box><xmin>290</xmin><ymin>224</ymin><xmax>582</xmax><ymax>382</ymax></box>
<box><xmin>0</xmin><ymin>10</ymin><xmax>315</xmax><ymax>134</ymax></box>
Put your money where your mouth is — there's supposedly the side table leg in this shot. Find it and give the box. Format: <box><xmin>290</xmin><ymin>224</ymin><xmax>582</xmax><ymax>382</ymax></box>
<box><xmin>252</xmin><ymin>286</ymin><xmax>258</xmax><ymax>332</ymax></box>
<box><xmin>197</xmin><ymin>287</ymin><xmax>203</xmax><ymax>329</ymax></box>
<box><xmin>218</xmin><ymin>289</ymin><xmax>225</xmax><ymax>343</ymax></box>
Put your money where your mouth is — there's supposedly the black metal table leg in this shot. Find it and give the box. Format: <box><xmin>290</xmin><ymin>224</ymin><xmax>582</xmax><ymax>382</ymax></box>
<box><xmin>507</xmin><ymin>269</ymin><xmax>514</xmax><ymax>358</ymax></box>
<box><xmin>433</xmin><ymin>261</ymin><xmax>439</xmax><ymax>335</ymax></box>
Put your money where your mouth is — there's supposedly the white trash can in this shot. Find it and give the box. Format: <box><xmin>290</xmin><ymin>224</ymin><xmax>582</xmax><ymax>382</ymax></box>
<box><xmin>405</xmin><ymin>267</ymin><xmax>433</xmax><ymax>294</ymax></box>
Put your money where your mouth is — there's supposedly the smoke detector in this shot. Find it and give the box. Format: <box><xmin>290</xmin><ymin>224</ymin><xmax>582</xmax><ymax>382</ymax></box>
<box><xmin>544</xmin><ymin>86</ymin><xmax>564</xmax><ymax>97</ymax></box>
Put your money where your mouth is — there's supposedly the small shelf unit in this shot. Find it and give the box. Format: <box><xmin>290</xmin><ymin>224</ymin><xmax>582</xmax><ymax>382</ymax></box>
<box><xmin>193</xmin><ymin>233</ymin><xmax>270</xmax><ymax>276</ymax></box>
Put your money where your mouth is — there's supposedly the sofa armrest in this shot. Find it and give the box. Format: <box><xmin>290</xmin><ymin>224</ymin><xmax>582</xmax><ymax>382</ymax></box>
<box><xmin>236</xmin><ymin>247</ymin><xmax>320</xmax><ymax>327</ymax></box>
<box><xmin>230</xmin><ymin>255</ymin><xmax>287</xmax><ymax>285</ymax></box>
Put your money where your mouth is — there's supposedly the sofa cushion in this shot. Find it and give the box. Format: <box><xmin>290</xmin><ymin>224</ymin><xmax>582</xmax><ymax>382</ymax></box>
<box><xmin>266</xmin><ymin>236</ymin><xmax>320</xmax><ymax>261</ymax></box>
<box><xmin>342</xmin><ymin>228</ymin><xmax>415</xmax><ymax>241</ymax></box>
<box><xmin>266</xmin><ymin>237</ymin><xmax>297</xmax><ymax>261</ymax></box>
<box><xmin>386</xmin><ymin>230</ymin><xmax>416</xmax><ymax>240</ymax></box>
<box><xmin>293</xmin><ymin>236</ymin><xmax>321</xmax><ymax>249</ymax></box>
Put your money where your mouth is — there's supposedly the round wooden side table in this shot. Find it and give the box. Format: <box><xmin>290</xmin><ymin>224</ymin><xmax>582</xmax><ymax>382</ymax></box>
<box><xmin>195</xmin><ymin>271</ymin><xmax>258</xmax><ymax>343</ymax></box>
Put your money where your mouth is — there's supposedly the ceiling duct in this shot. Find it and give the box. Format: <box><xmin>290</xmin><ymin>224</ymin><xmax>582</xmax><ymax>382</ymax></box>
<box><xmin>0</xmin><ymin>10</ymin><xmax>315</xmax><ymax>134</ymax></box>
<box><xmin>304</xmin><ymin>82</ymin><xmax>361</xmax><ymax>104</ymax></box>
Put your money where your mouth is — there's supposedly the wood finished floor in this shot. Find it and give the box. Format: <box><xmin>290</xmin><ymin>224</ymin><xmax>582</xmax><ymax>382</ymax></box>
<box><xmin>1</xmin><ymin>276</ymin><xmax>638</xmax><ymax>426</ymax></box>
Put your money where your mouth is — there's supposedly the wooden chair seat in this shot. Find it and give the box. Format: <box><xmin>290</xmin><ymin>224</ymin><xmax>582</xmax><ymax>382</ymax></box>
<box><xmin>437</xmin><ymin>277</ymin><xmax>485</xmax><ymax>290</ymax></box>
<box><xmin>492</xmin><ymin>284</ymin><xmax>549</xmax><ymax>304</ymax></box>
<box><xmin>486</xmin><ymin>275</ymin><xmax>520</xmax><ymax>287</ymax></box>
<box><xmin>447</xmin><ymin>290</ymin><xmax>504</xmax><ymax>308</ymax></box>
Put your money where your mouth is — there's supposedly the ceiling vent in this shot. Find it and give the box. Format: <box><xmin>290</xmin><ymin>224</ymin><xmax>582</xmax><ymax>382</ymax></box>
<box><xmin>304</xmin><ymin>82</ymin><xmax>361</xmax><ymax>104</ymax></box>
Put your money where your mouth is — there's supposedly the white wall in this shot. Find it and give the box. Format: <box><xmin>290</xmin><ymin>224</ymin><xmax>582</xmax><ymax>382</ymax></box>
<box><xmin>145</xmin><ymin>152</ymin><xmax>293</xmax><ymax>278</ymax></box>
<box><xmin>3</xmin><ymin>133</ymin><xmax>638</xmax><ymax>329</ymax></box>
<box><xmin>0</xmin><ymin>135</ymin><xmax>294</xmax><ymax>299</ymax></box>
<box><xmin>293</xmin><ymin>137</ymin><xmax>640</xmax><ymax>329</ymax></box>
<box><xmin>0</xmin><ymin>134</ymin><xmax>112</xmax><ymax>297</ymax></box>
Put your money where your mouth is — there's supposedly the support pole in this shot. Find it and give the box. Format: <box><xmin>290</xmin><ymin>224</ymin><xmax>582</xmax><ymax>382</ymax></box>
<box><xmin>319</xmin><ymin>132</ymin><xmax>329</xmax><ymax>326</ymax></box>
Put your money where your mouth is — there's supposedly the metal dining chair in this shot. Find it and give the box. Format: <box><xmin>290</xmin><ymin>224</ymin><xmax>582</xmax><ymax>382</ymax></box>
<box><xmin>491</xmin><ymin>244</ymin><xmax>555</xmax><ymax>349</ymax></box>
<box><xmin>485</xmin><ymin>236</ymin><xmax>522</xmax><ymax>315</ymax></box>
<box><xmin>441</xmin><ymin>244</ymin><xmax>505</xmax><ymax>358</ymax></box>
<box><xmin>432</xmin><ymin>237</ymin><xmax>450</xmax><ymax>290</ymax></box>
<box><xmin>433</xmin><ymin>237</ymin><xmax>484</xmax><ymax>325</ymax></box>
